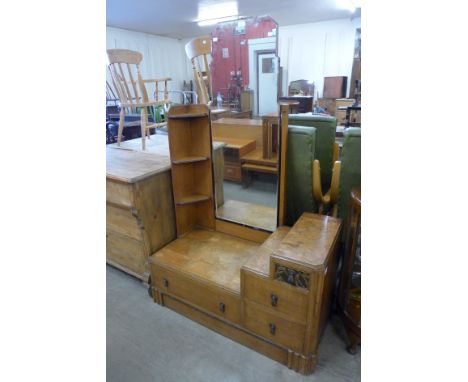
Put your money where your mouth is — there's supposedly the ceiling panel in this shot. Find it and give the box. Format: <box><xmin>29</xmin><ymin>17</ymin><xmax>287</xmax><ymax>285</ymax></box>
<box><xmin>107</xmin><ymin>0</ymin><xmax>361</xmax><ymax>39</ymax></box>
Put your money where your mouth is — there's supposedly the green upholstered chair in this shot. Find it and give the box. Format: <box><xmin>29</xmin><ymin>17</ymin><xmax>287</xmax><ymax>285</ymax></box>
<box><xmin>337</xmin><ymin>128</ymin><xmax>361</xmax><ymax>223</ymax></box>
<box><xmin>288</xmin><ymin>113</ymin><xmax>337</xmax><ymax>189</ymax></box>
<box><xmin>285</xmin><ymin>125</ymin><xmax>318</xmax><ymax>226</ymax></box>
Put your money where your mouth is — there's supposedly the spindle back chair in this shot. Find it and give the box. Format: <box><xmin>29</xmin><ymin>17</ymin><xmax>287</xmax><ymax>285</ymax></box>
<box><xmin>185</xmin><ymin>36</ymin><xmax>212</xmax><ymax>105</ymax></box>
<box><xmin>107</xmin><ymin>48</ymin><xmax>171</xmax><ymax>150</ymax></box>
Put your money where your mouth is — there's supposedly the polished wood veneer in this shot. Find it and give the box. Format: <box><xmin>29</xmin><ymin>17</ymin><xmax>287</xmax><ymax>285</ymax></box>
<box><xmin>150</xmin><ymin>214</ymin><xmax>341</xmax><ymax>375</ymax></box>
<box><xmin>151</xmin><ymin>229</ymin><xmax>258</xmax><ymax>293</ymax></box>
<box><xmin>149</xmin><ymin>105</ymin><xmax>342</xmax><ymax>375</ymax></box>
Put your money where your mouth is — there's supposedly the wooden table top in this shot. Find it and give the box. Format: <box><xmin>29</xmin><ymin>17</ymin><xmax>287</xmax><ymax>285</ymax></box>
<box><xmin>107</xmin><ymin>134</ymin><xmax>226</xmax><ymax>183</ymax></box>
<box><xmin>241</xmin><ymin>148</ymin><xmax>278</xmax><ymax>166</ymax></box>
<box><xmin>212</xmin><ymin>136</ymin><xmax>256</xmax><ymax>149</ymax></box>
<box><xmin>274</xmin><ymin>213</ymin><xmax>342</xmax><ymax>271</ymax></box>
<box><xmin>106</xmin><ymin>146</ymin><xmax>171</xmax><ymax>183</ymax></box>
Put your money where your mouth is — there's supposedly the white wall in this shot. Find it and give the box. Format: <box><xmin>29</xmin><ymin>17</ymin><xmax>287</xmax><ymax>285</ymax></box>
<box><xmin>278</xmin><ymin>17</ymin><xmax>360</xmax><ymax>98</ymax></box>
<box><xmin>107</xmin><ymin>17</ymin><xmax>361</xmax><ymax>101</ymax></box>
<box><xmin>106</xmin><ymin>27</ymin><xmax>191</xmax><ymax>100</ymax></box>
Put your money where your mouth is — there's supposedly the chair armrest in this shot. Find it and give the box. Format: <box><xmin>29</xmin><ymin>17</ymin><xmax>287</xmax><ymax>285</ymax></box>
<box><xmin>312</xmin><ymin>159</ymin><xmax>341</xmax><ymax>216</ymax></box>
<box><xmin>143</xmin><ymin>77</ymin><xmax>172</xmax><ymax>83</ymax></box>
<box><xmin>312</xmin><ymin>160</ymin><xmax>329</xmax><ymax>204</ymax></box>
<box><xmin>333</xmin><ymin>142</ymin><xmax>340</xmax><ymax>164</ymax></box>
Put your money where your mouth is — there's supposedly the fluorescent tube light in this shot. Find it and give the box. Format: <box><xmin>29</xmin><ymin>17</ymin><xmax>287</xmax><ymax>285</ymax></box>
<box><xmin>196</xmin><ymin>1</ymin><xmax>238</xmax><ymax>26</ymax></box>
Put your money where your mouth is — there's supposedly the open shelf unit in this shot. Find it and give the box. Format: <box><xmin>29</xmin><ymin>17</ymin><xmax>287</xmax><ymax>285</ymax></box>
<box><xmin>168</xmin><ymin>104</ymin><xmax>215</xmax><ymax>236</ymax></box>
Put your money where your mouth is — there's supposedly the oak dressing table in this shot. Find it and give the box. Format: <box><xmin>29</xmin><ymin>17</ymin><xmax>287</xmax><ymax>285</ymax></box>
<box><xmin>149</xmin><ymin>104</ymin><xmax>342</xmax><ymax>375</ymax></box>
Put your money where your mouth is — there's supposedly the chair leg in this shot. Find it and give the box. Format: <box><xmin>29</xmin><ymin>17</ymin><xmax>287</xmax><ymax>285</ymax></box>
<box><xmin>141</xmin><ymin>108</ymin><xmax>147</xmax><ymax>151</ymax></box>
<box><xmin>117</xmin><ymin>109</ymin><xmax>125</xmax><ymax>146</ymax></box>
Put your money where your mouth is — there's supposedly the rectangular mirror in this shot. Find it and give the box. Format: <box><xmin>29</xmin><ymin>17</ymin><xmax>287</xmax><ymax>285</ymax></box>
<box><xmin>209</xmin><ymin>16</ymin><xmax>280</xmax><ymax>232</ymax></box>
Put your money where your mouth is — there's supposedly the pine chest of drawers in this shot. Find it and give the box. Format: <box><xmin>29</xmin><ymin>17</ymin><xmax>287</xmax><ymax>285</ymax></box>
<box><xmin>106</xmin><ymin>147</ymin><xmax>176</xmax><ymax>282</ymax></box>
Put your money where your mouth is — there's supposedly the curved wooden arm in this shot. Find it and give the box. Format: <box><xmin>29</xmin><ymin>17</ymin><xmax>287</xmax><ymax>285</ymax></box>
<box><xmin>333</xmin><ymin>142</ymin><xmax>340</xmax><ymax>164</ymax></box>
<box><xmin>312</xmin><ymin>160</ymin><xmax>329</xmax><ymax>204</ymax></box>
<box><xmin>312</xmin><ymin>159</ymin><xmax>341</xmax><ymax>216</ymax></box>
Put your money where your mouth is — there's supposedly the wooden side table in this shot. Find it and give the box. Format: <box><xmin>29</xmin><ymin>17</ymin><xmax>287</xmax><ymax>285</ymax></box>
<box><xmin>338</xmin><ymin>187</ymin><xmax>361</xmax><ymax>354</ymax></box>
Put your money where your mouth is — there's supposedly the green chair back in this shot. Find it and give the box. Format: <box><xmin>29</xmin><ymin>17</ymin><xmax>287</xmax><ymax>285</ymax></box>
<box><xmin>338</xmin><ymin>128</ymin><xmax>361</xmax><ymax>223</ymax></box>
<box><xmin>285</xmin><ymin>125</ymin><xmax>317</xmax><ymax>226</ymax></box>
<box><xmin>288</xmin><ymin>113</ymin><xmax>337</xmax><ymax>189</ymax></box>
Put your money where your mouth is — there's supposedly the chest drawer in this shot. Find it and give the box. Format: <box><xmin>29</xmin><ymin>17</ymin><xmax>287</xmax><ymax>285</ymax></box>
<box><xmin>243</xmin><ymin>271</ymin><xmax>309</xmax><ymax>323</ymax></box>
<box><xmin>107</xmin><ymin>204</ymin><xmax>143</xmax><ymax>241</ymax></box>
<box><xmin>153</xmin><ymin>266</ymin><xmax>241</xmax><ymax>324</ymax></box>
<box><xmin>107</xmin><ymin>180</ymin><xmax>134</xmax><ymax>208</ymax></box>
<box><xmin>106</xmin><ymin>230</ymin><xmax>147</xmax><ymax>276</ymax></box>
<box><xmin>224</xmin><ymin>163</ymin><xmax>242</xmax><ymax>182</ymax></box>
<box><xmin>243</xmin><ymin>300</ymin><xmax>306</xmax><ymax>353</ymax></box>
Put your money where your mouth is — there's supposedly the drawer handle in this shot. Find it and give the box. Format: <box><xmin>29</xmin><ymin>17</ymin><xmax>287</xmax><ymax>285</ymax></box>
<box><xmin>162</xmin><ymin>278</ymin><xmax>169</xmax><ymax>288</ymax></box>
<box><xmin>271</xmin><ymin>294</ymin><xmax>278</xmax><ymax>307</ymax></box>
<box><xmin>269</xmin><ymin>323</ymin><xmax>276</xmax><ymax>335</ymax></box>
<box><xmin>219</xmin><ymin>302</ymin><xmax>225</xmax><ymax>313</ymax></box>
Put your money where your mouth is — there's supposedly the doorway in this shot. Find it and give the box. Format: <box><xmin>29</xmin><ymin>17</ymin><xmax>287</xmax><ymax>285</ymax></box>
<box><xmin>257</xmin><ymin>52</ymin><xmax>278</xmax><ymax>115</ymax></box>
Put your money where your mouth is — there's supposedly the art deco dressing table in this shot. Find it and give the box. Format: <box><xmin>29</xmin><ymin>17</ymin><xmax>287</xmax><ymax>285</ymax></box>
<box><xmin>148</xmin><ymin>104</ymin><xmax>342</xmax><ymax>374</ymax></box>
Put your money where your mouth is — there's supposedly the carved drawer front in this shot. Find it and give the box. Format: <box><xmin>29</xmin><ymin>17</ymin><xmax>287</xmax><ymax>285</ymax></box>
<box><xmin>243</xmin><ymin>272</ymin><xmax>309</xmax><ymax>323</ymax></box>
<box><xmin>106</xmin><ymin>180</ymin><xmax>134</xmax><ymax>208</ymax></box>
<box><xmin>106</xmin><ymin>204</ymin><xmax>143</xmax><ymax>241</ymax></box>
<box><xmin>106</xmin><ymin>230</ymin><xmax>146</xmax><ymax>276</ymax></box>
<box><xmin>154</xmin><ymin>266</ymin><xmax>241</xmax><ymax>324</ymax></box>
<box><xmin>243</xmin><ymin>300</ymin><xmax>306</xmax><ymax>353</ymax></box>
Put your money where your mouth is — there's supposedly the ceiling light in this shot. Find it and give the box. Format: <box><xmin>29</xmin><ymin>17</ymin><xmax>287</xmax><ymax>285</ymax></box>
<box><xmin>196</xmin><ymin>1</ymin><xmax>239</xmax><ymax>26</ymax></box>
<box><xmin>336</xmin><ymin>0</ymin><xmax>360</xmax><ymax>13</ymax></box>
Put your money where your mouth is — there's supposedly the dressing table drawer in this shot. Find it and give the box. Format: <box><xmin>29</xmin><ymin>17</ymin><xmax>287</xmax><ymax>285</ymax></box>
<box><xmin>243</xmin><ymin>300</ymin><xmax>306</xmax><ymax>352</ymax></box>
<box><xmin>243</xmin><ymin>272</ymin><xmax>309</xmax><ymax>323</ymax></box>
<box><xmin>154</xmin><ymin>266</ymin><xmax>241</xmax><ymax>324</ymax></box>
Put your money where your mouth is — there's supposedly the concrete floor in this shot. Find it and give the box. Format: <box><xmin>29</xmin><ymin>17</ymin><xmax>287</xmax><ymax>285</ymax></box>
<box><xmin>107</xmin><ymin>266</ymin><xmax>360</xmax><ymax>382</ymax></box>
<box><xmin>223</xmin><ymin>175</ymin><xmax>278</xmax><ymax>208</ymax></box>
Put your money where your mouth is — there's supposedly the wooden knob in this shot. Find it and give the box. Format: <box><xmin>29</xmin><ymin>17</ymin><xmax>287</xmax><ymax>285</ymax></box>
<box><xmin>219</xmin><ymin>302</ymin><xmax>225</xmax><ymax>313</ymax></box>
<box><xmin>162</xmin><ymin>278</ymin><xmax>169</xmax><ymax>288</ymax></box>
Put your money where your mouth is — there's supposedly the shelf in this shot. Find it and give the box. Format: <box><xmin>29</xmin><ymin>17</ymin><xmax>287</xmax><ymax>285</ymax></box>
<box><xmin>176</xmin><ymin>194</ymin><xmax>211</xmax><ymax>206</ymax></box>
<box><xmin>172</xmin><ymin>156</ymin><xmax>209</xmax><ymax>165</ymax></box>
<box><xmin>168</xmin><ymin>112</ymin><xmax>209</xmax><ymax>119</ymax></box>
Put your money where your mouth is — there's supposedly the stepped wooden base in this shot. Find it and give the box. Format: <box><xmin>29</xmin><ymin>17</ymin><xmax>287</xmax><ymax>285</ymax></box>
<box><xmin>155</xmin><ymin>292</ymin><xmax>318</xmax><ymax>375</ymax></box>
<box><xmin>149</xmin><ymin>214</ymin><xmax>342</xmax><ymax>375</ymax></box>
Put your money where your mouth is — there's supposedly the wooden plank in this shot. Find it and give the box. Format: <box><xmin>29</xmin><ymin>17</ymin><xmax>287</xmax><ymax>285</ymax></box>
<box><xmin>106</xmin><ymin>146</ymin><xmax>171</xmax><ymax>183</ymax></box>
<box><xmin>278</xmin><ymin>104</ymin><xmax>289</xmax><ymax>226</ymax></box>
<box><xmin>175</xmin><ymin>194</ymin><xmax>211</xmax><ymax>205</ymax></box>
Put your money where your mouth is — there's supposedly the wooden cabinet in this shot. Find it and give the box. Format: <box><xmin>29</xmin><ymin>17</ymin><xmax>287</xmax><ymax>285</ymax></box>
<box><xmin>323</xmin><ymin>76</ymin><xmax>347</xmax><ymax>98</ymax></box>
<box><xmin>278</xmin><ymin>96</ymin><xmax>313</xmax><ymax>113</ymax></box>
<box><xmin>106</xmin><ymin>147</ymin><xmax>176</xmax><ymax>282</ymax></box>
<box><xmin>214</xmin><ymin>137</ymin><xmax>256</xmax><ymax>183</ymax></box>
